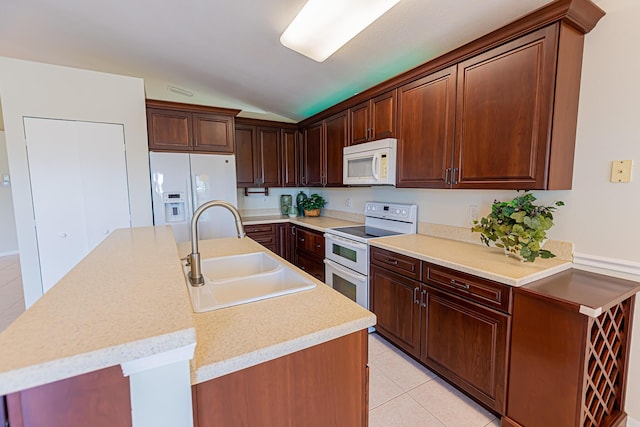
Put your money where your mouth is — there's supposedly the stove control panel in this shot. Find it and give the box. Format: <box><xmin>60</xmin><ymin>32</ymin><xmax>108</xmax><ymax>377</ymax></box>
<box><xmin>365</xmin><ymin>202</ymin><xmax>417</xmax><ymax>222</ymax></box>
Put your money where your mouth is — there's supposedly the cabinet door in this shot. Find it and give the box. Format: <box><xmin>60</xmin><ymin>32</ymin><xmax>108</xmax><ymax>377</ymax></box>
<box><xmin>296</xmin><ymin>251</ymin><xmax>325</xmax><ymax>282</ymax></box>
<box><xmin>370</xmin><ymin>265</ymin><xmax>421</xmax><ymax>358</ymax></box>
<box><xmin>235</xmin><ymin>125</ymin><xmax>258</xmax><ymax>187</ymax></box>
<box><xmin>276</xmin><ymin>223</ymin><xmax>290</xmax><ymax>260</ymax></box>
<box><xmin>147</xmin><ymin>108</ymin><xmax>192</xmax><ymax>151</ymax></box>
<box><xmin>192</xmin><ymin>113</ymin><xmax>234</xmax><ymax>153</ymax></box>
<box><xmin>397</xmin><ymin>67</ymin><xmax>457</xmax><ymax>188</ymax></box>
<box><xmin>422</xmin><ymin>285</ymin><xmax>509</xmax><ymax>413</ymax></box>
<box><xmin>257</xmin><ymin>127</ymin><xmax>281</xmax><ymax>187</ymax></box>
<box><xmin>324</xmin><ymin>111</ymin><xmax>348</xmax><ymax>187</ymax></box>
<box><xmin>453</xmin><ymin>25</ymin><xmax>558</xmax><ymax>189</ymax></box>
<box><xmin>349</xmin><ymin>101</ymin><xmax>370</xmax><ymax>145</ymax></box>
<box><xmin>302</xmin><ymin>122</ymin><xmax>323</xmax><ymax>186</ymax></box>
<box><xmin>281</xmin><ymin>129</ymin><xmax>299</xmax><ymax>187</ymax></box>
<box><xmin>371</xmin><ymin>90</ymin><xmax>397</xmax><ymax>140</ymax></box>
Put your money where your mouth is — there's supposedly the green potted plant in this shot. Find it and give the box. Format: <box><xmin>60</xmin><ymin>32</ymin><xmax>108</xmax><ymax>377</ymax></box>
<box><xmin>471</xmin><ymin>191</ymin><xmax>564</xmax><ymax>262</ymax></box>
<box><xmin>299</xmin><ymin>193</ymin><xmax>327</xmax><ymax>217</ymax></box>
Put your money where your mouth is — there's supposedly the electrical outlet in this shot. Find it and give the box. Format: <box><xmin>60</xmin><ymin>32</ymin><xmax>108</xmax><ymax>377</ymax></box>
<box><xmin>610</xmin><ymin>160</ymin><xmax>632</xmax><ymax>183</ymax></box>
<box><xmin>346</xmin><ymin>197</ymin><xmax>352</xmax><ymax>207</ymax></box>
<box><xmin>469</xmin><ymin>205</ymin><xmax>479</xmax><ymax>225</ymax></box>
<box><xmin>1</xmin><ymin>175</ymin><xmax>9</xmax><ymax>188</ymax></box>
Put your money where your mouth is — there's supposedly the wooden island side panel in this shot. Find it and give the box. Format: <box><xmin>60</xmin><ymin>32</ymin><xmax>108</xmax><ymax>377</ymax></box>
<box><xmin>193</xmin><ymin>330</ymin><xmax>368</xmax><ymax>427</ymax></box>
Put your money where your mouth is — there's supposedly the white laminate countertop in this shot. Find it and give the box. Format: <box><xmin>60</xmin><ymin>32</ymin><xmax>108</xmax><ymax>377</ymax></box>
<box><xmin>176</xmin><ymin>237</ymin><xmax>375</xmax><ymax>385</ymax></box>
<box><xmin>0</xmin><ymin>226</ymin><xmax>196</xmax><ymax>396</ymax></box>
<box><xmin>369</xmin><ymin>234</ymin><xmax>572</xmax><ymax>287</ymax></box>
<box><xmin>242</xmin><ymin>214</ymin><xmax>361</xmax><ymax>233</ymax></box>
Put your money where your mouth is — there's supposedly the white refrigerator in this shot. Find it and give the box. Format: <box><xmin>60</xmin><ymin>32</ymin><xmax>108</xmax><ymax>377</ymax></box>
<box><xmin>149</xmin><ymin>152</ymin><xmax>239</xmax><ymax>243</ymax></box>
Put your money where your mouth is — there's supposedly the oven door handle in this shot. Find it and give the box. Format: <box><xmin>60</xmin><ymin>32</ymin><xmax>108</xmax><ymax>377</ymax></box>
<box><xmin>324</xmin><ymin>233</ymin><xmax>368</xmax><ymax>250</ymax></box>
<box><xmin>324</xmin><ymin>259</ymin><xmax>367</xmax><ymax>283</ymax></box>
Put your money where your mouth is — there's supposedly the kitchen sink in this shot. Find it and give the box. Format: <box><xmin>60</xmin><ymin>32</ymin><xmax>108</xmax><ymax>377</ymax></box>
<box><xmin>184</xmin><ymin>252</ymin><xmax>316</xmax><ymax>313</ymax></box>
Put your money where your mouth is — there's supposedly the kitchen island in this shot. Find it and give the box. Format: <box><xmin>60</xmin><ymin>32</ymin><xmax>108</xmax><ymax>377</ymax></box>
<box><xmin>0</xmin><ymin>225</ymin><xmax>375</xmax><ymax>427</ymax></box>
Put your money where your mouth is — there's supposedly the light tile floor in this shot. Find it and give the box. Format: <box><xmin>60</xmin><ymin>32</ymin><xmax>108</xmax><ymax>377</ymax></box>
<box><xmin>369</xmin><ymin>333</ymin><xmax>500</xmax><ymax>427</ymax></box>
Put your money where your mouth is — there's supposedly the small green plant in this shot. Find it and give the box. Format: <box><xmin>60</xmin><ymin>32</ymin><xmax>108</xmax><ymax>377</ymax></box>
<box><xmin>299</xmin><ymin>193</ymin><xmax>327</xmax><ymax>210</ymax></box>
<box><xmin>471</xmin><ymin>191</ymin><xmax>564</xmax><ymax>262</ymax></box>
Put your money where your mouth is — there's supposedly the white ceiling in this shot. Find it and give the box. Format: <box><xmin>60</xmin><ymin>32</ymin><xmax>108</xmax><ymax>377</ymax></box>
<box><xmin>0</xmin><ymin>0</ymin><xmax>555</xmax><ymax>123</ymax></box>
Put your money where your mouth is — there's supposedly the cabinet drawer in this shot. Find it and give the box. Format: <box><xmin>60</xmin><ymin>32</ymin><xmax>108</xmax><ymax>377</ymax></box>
<box><xmin>250</xmin><ymin>234</ymin><xmax>276</xmax><ymax>246</ymax></box>
<box><xmin>296</xmin><ymin>227</ymin><xmax>324</xmax><ymax>258</ymax></box>
<box><xmin>423</xmin><ymin>263</ymin><xmax>512</xmax><ymax>313</ymax></box>
<box><xmin>244</xmin><ymin>223</ymin><xmax>277</xmax><ymax>235</ymax></box>
<box><xmin>370</xmin><ymin>247</ymin><xmax>421</xmax><ymax>280</ymax></box>
<box><xmin>296</xmin><ymin>251</ymin><xmax>325</xmax><ymax>282</ymax></box>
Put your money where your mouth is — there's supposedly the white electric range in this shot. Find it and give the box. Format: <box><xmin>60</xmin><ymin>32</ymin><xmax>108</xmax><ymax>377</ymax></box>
<box><xmin>324</xmin><ymin>202</ymin><xmax>418</xmax><ymax>311</ymax></box>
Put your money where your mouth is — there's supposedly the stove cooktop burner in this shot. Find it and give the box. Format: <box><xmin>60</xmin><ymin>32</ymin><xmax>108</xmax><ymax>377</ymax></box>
<box><xmin>329</xmin><ymin>225</ymin><xmax>402</xmax><ymax>240</ymax></box>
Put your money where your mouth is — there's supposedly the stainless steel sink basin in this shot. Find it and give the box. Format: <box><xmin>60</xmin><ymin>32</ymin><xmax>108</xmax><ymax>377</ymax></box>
<box><xmin>184</xmin><ymin>252</ymin><xmax>316</xmax><ymax>313</ymax></box>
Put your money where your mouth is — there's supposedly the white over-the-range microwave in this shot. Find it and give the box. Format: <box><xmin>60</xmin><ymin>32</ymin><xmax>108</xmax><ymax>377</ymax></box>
<box><xmin>343</xmin><ymin>138</ymin><xmax>397</xmax><ymax>186</ymax></box>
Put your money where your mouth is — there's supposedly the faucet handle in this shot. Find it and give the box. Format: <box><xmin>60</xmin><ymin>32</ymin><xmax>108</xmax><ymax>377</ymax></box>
<box><xmin>181</xmin><ymin>255</ymin><xmax>191</xmax><ymax>266</ymax></box>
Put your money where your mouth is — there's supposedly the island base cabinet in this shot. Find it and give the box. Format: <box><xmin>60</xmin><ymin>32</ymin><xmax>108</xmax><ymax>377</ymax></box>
<box><xmin>4</xmin><ymin>366</ymin><xmax>132</xmax><ymax>427</ymax></box>
<box><xmin>192</xmin><ymin>330</ymin><xmax>368</xmax><ymax>427</ymax></box>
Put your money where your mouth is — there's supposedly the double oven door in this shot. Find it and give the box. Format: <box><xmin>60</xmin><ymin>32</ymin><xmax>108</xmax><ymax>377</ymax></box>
<box><xmin>324</xmin><ymin>232</ymin><xmax>369</xmax><ymax>309</ymax></box>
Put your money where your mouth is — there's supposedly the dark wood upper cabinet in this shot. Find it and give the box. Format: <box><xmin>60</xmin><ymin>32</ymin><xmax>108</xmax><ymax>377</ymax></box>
<box><xmin>257</xmin><ymin>127</ymin><xmax>281</xmax><ymax>187</ymax></box>
<box><xmin>235</xmin><ymin>124</ymin><xmax>258</xmax><ymax>187</ymax></box>
<box><xmin>324</xmin><ymin>110</ymin><xmax>349</xmax><ymax>187</ymax></box>
<box><xmin>192</xmin><ymin>113</ymin><xmax>235</xmax><ymax>153</ymax></box>
<box><xmin>298</xmin><ymin>0</ymin><xmax>604</xmax><ymax>190</ymax></box>
<box><xmin>302</xmin><ymin>121</ymin><xmax>324</xmax><ymax>187</ymax></box>
<box><xmin>453</xmin><ymin>24</ymin><xmax>559</xmax><ymax>189</ymax></box>
<box><xmin>146</xmin><ymin>100</ymin><xmax>239</xmax><ymax>154</ymax></box>
<box><xmin>301</xmin><ymin>111</ymin><xmax>348</xmax><ymax>187</ymax></box>
<box><xmin>235</xmin><ymin>118</ymin><xmax>298</xmax><ymax>189</ymax></box>
<box><xmin>397</xmin><ymin>66</ymin><xmax>457</xmax><ymax>188</ymax></box>
<box><xmin>281</xmin><ymin>129</ymin><xmax>299</xmax><ymax>187</ymax></box>
<box><xmin>349</xmin><ymin>90</ymin><xmax>397</xmax><ymax>145</ymax></box>
<box><xmin>147</xmin><ymin>108</ymin><xmax>192</xmax><ymax>151</ymax></box>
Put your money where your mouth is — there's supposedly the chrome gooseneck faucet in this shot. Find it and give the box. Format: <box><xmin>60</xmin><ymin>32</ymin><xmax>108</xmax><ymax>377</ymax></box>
<box><xmin>188</xmin><ymin>200</ymin><xmax>245</xmax><ymax>286</ymax></box>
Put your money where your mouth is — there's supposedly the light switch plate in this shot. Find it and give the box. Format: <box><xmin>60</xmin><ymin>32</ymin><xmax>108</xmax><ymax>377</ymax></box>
<box><xmin>610</xmin><ymin>160</ymin><xmax>632</xmax><ymax>183</ymax></box>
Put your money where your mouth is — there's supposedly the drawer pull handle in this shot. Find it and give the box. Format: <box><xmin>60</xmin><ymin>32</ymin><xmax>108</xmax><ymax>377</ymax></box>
<box><xmin>450</xmin><ymin>279</ymin><xmax>470</xmax><ymax>290</ymax></box>
<box><xmin>385</xmin><ymin>259</ymin><xmax>398</xmax><ymax>265</ymax></box>
<box><xmin>420</xmin><ymin>289</ymin><xmax>427</xmax><ymax>307</ymax></box>
<box><xmin>413</xmin><ymin>287</ymin><xmax>420</xmax><ymax>304</ymax></box>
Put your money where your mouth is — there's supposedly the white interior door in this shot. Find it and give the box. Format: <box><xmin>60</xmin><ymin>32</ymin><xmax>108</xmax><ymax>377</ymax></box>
<box><xmin>24</xmin><ymin>117</ymin><xmax>130</xmax><ymax>293</ymax></box>
<box><xmin>189</xmin><ymin>154</ymin><xmax>238</xmax><ymax>240</ymax></box>
<box><xmin>76</xmin><ymin>121</ymin><xmax>131</xmax><ymax>251</ymax></box>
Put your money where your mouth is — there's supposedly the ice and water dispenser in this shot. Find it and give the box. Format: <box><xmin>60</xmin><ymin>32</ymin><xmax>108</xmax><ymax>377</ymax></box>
<box><xmin>163</xmin><ymin>192</ymin><xmax>186</xmax><ymax>223</ymax></box>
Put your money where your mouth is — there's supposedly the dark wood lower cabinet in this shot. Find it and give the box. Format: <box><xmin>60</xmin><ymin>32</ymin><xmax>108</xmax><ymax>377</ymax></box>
<box><xmin>370</xmin><ymin>265</ymin><xmax>421</xmax><ymax>358</ymax></box>
<box><xmin>192</xmin><ymin>330</ymin><xmax>368</xmax><ymax>427</ymax></box>
<box><xmin>423</xmin><ymin>285</ymin><xmax>509</xmax><ymax>412</ymax></box>
<box><xmin>293</xmin><ymin>225</ymin><xmax>325</xmax><ymax>282</ymax></box>
<box><xmin>4</xmin><ymin>366</ymin><xmax>131</xmax><ymax>427</ymax></box>
<box><xmin>369</xmin><ymin>246</ymin><xmax>510</xmax><ymax>415</ymax></box>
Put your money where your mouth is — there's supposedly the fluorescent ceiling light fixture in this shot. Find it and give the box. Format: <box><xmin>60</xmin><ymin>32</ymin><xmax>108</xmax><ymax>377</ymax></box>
<box><xmin>280</xmin><ymin>0</ymin><xmax>401</xmax><ymax>62</ymax></box>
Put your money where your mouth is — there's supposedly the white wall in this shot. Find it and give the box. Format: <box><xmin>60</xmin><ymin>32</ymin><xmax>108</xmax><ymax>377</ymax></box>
<box><xmin>0</xmin><ymin>131</ymin><xmax>19</xmax><ymax>255</ymax></box>
<box><xmin>321</xmin><ymin>0</ymin><xmax>640</xmax><ymax>419</ymax></box>
<box><xmin>0</xmin><ymin>57</ymin><xmax>152</xmax><ymax>307</ymax></box>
